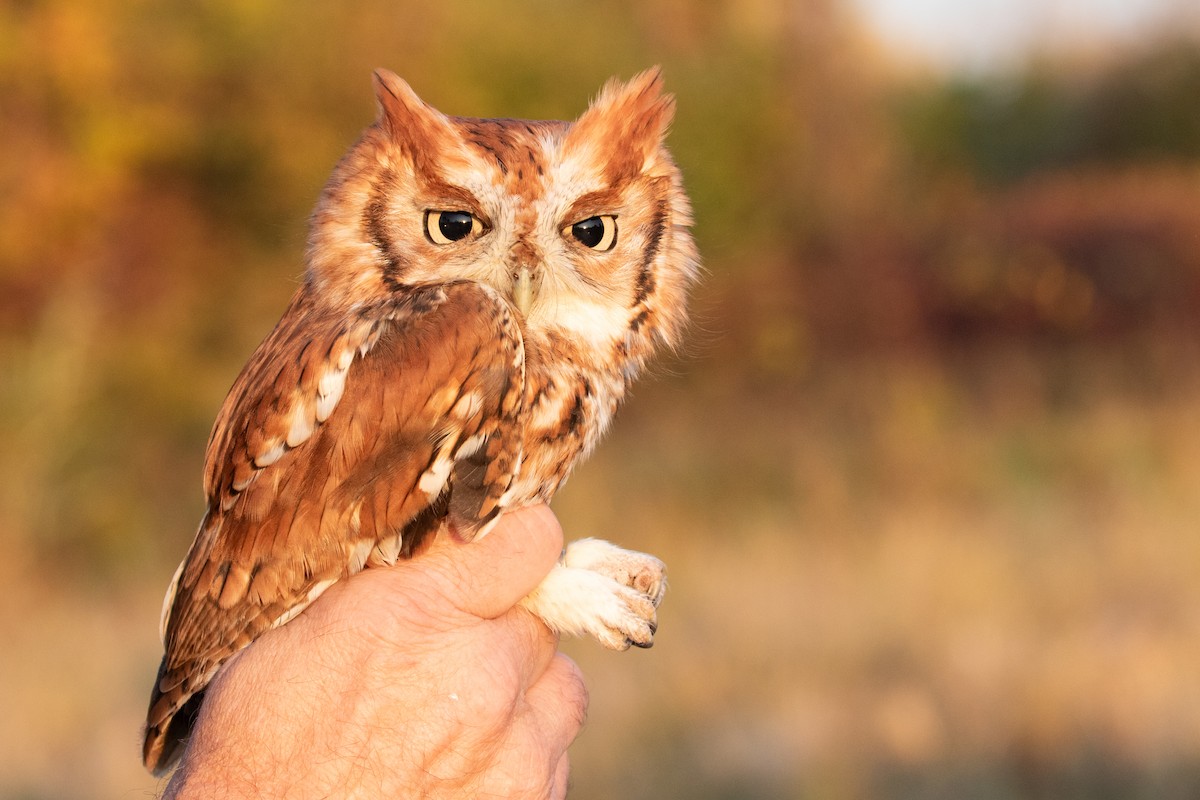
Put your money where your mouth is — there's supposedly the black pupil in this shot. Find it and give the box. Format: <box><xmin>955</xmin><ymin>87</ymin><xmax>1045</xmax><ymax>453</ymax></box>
<box><xmin>439</xmin><ymin>211</ymin><xmax>473</xmax><ymax>241</ymax></box>
<box><xmin>572</xmin><ymin>217</ymin><xmax>605</xmax><ymax>248</ymax></box>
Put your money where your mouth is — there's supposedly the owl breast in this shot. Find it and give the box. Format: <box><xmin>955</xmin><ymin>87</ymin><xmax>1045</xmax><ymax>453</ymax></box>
<box><xmin>510</xmin><ymin>339</ymin><xmax>625</xmax><ymax>503</ymax></box>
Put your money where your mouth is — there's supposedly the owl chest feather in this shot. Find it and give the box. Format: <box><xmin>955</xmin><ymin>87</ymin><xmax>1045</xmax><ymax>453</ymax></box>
<box><xmin>511</xmin><ymin>355</ymin><xmax>623</xmax><ymax>503</ymax></box>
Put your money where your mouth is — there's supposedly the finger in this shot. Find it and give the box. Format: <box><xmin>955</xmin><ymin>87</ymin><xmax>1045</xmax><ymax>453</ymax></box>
<box><xmin>523</xmin><ymin>654</ymin><xmax>589</xmax><ymax>756</ymax></box>
<box><xmin>500</xmin><ymin>605</ymin><xmax>560</xmax><ymax>691</ymax></box>
<box><xmin>422</xmin><ymin>504</ymin><xmax>564</xmax><ymax>619</ymax></box>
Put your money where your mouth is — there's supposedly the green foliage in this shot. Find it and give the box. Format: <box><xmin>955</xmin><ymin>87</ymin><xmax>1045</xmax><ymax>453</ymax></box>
<box><xmin>896</xmin><ymin>38</ymin><xmax>1200</xmax><ymax>183</ymax></box>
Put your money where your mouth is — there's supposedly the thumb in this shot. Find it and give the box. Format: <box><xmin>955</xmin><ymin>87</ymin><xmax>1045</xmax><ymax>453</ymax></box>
<box><xmin>421</xmin><ymin>504</ymin><xmax>564</xmax><ymax>619</ymax></box>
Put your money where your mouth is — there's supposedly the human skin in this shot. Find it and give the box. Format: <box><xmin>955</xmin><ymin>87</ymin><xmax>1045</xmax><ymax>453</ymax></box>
<box><xmin>161</xmin><ymin>504</ymin><xmax>588</xmax><ymax>799</ymax></box>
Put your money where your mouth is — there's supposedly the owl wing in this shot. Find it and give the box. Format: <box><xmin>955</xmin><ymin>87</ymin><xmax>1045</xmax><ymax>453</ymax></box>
<box><xmin>143</xmin><ymin>280</ymin><xmax>526</xmax><ymax>775</ymax></box>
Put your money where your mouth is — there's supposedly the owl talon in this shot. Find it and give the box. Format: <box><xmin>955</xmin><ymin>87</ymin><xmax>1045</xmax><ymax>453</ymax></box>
<box><xmin>553</xmin><ymin>538</ymin><xmax>666</xmax><ymax>649</ymax></box>
<box><xmin>561</xmin><ymin>538</ymin><xmax>667</xmax><ymax>608</ymax></box>
<box><xmin>522</xmin><ymin>556</ymin><xmax>661</xmax><ymax>650</ymax></box>
<box><xmin>593</xmin><ymin>583</ymin><xmax>658</xmax><ymax>650</ymax></box>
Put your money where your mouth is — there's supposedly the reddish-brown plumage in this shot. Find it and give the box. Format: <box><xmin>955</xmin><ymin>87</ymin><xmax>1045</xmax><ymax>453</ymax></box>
<box><xmin>144</xmin><ymin>67</ymin><xmax>698</xmax><ymax>775</ymax></box>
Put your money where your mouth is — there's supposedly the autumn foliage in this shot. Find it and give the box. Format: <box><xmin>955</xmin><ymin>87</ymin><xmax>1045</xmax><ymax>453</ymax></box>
<box><xmin>3</xmin><ymin>2</ymin><xmax>1200</xmax><ymax>798</ymax></box>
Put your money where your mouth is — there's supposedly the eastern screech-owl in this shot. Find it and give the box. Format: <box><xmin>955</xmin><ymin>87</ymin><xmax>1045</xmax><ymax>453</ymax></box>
<box><xmin>143</xmin><ymin>67</ymin><xmax>699</xmax><ymax>775</ymax></box>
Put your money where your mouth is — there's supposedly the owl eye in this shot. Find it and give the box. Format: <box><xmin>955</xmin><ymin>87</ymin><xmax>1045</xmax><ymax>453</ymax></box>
<box><xmin>568</xmin><ymin>215</ymin><xmax>617</xmax><ymax>251</ymax></box>
<box><xmin>425</xmin><ymin>210</ymin><xmax>477</xmax><ymax>245</ymax></box>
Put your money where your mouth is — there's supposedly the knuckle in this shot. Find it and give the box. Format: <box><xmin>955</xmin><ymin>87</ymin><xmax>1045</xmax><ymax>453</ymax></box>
<box><xmin>558</xmin><ymin>656</ymin><xmax>590</xmax><ymax>726</ymax></box>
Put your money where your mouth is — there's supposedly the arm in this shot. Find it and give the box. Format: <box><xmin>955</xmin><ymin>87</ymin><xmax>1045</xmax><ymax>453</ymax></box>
<box><xmin>162</xmin><ymin>505</ymin><xmax>587</xmax><ymax>799</ymax></box>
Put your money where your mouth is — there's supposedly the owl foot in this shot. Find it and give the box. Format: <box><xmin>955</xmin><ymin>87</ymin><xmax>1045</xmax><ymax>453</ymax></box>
<box><xmin>561</xmin><ymin>538</ymin><xmax>667</xmax><ymax>608</ymax></box>
<box><xmin>520</xmin><ymin>539</ymin><xmax>667</xmax><ymax>651</ymax></box>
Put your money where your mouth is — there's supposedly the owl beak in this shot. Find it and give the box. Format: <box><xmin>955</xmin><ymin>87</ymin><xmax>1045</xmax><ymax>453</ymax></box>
<box><xmin>512</xmin><ymin>267</ymin><xmax>537</xmax><ymax>317</ymax></box>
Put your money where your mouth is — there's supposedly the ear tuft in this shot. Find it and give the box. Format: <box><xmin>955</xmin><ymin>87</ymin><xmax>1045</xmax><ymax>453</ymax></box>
<box><xmin>372</xmin><ymin>69</ymin><xmax>426</xmax><ymax>133</ymax></box>
<box><xmin>370</xmin><ymin>69</ymin><xmax>456</xmax><ymax>173</ymax></box>
<box><xmin>567</xmin><ymin>66</ymin><xmax>676</xmax><ymax>182</ymax></box>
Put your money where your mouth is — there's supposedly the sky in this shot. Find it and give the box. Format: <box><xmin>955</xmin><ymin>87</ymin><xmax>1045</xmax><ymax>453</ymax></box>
<box><xmin>850</xmin><ymin>0</ymin><xmax>1200</xmax><ymax>72</ymax></box>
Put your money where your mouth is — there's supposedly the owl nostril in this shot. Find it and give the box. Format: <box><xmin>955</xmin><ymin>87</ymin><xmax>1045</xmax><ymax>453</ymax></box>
<box><xmin>512</xmin><ymin>266</ymin><xmax>539</xmax><ymax>317</ymax></box>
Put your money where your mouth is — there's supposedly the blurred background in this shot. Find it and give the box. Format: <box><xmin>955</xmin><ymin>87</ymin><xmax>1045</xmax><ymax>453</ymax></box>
<box><xmin>3</xmin><ymin>0</ymin><xmax>1200</xmax><ymax>797</ymax></box>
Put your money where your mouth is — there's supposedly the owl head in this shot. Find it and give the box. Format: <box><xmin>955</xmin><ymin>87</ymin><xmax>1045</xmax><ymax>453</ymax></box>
<box><xmin>306</xmin><ymin>68</ymin><xmax>699</xmax><ymax>369</ymax></box>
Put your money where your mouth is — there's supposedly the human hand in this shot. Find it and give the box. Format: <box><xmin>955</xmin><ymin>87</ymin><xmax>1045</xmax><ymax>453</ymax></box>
<box><xmin>162</xmin><ymin>504</ymin><xmax>587</xmax><ymax>799</ymax></box>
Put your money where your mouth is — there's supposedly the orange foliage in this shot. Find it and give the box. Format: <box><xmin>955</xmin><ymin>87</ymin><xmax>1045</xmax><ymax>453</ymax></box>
<box><xmin>3</xmin><ymin>1</ymin><xmax>1200</xmax><ymax>798</ymax></box>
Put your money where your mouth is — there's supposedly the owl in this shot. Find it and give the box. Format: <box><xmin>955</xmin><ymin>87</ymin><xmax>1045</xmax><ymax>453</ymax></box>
<box><xmin>142</xmin><ymin>67</ymin><xmax>699</xmax><ymax>775</ymax></box>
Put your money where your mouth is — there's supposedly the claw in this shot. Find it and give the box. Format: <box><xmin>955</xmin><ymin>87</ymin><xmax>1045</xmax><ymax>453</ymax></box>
<box><xmin>521</xmin><ymin>541</ymin><xmax>669</xmax><ymax>651</ymax></box>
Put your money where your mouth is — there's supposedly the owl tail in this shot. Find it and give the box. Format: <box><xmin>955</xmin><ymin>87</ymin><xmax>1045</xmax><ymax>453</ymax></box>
<box><xmin>142</xmin><ymin>656</ymin><xmax>206</xmax><ymax>776</ymax></box>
